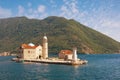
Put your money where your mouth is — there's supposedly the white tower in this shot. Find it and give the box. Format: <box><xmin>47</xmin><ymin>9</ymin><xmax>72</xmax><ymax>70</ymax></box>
<box><xmin>42</xmin><ymin>35</ymin><xmax>48</xmax><ymax>59</ymax></box>
<box><xmin>72</xmin><ymin>47</ymin><xmax>78</xmax><ymax>61</ymax></box>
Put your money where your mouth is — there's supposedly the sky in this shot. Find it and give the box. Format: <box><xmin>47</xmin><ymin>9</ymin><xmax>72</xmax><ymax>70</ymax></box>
<box><xmin>0</xmin><ymin>0</ymin><xmax>120</xmax><ymax>42</ymax></box>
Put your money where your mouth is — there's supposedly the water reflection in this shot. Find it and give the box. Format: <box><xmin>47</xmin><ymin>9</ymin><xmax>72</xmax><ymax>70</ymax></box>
<box><xmin>0</xmin><ymin>54</ymin><xmax>120</xmax><ymax>80</ymax></box>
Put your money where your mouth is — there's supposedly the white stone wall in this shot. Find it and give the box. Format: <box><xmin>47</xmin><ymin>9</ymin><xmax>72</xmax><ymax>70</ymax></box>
<box><xmin>35</xmin><ymin>46</ymin><xmax>42</xmax><ymax>59</ymax></box>
<box><xmin>23</xmin><ymin>45</ymin><xmax>42</xmax><ymax>59</ymax></box>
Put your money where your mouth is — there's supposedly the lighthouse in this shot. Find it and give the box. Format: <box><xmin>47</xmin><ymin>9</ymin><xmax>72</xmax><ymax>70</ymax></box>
<box><xmin>42</xmin><ymin>35</ymin><xmax>48</xmax><ymax>59</ymax></box>
<box><xmin>72</xmin><ymin>47</ymin><xmax>78</xmax><ymax>61</ymax></box>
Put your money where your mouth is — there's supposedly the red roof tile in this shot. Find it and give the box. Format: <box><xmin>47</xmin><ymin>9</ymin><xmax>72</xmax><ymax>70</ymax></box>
<box><xmin>59</xmin><ymin>50</ymin><xmax>73</xmax><ymax>55</ymax></box>
<box><xmin>21</xmin><ymin>44</ymin><xmax>38</xmax><ymax>49</ymax></box>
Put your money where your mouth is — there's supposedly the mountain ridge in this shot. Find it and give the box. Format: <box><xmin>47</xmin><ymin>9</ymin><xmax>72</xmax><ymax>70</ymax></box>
<box><xmin>0</xmin><ymin>16</ymin><xmax>120</xmax><ymax>54</ymax></box>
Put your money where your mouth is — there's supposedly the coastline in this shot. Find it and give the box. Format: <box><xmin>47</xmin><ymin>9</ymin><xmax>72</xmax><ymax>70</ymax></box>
<box><xmin>12</xmin><ymin>58</ymin><xmax>88</xmax><ymax>65</ymax></box>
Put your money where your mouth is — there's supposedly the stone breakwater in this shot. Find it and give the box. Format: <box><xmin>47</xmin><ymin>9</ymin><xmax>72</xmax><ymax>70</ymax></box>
<box><xmin>12</xmin><ymin>58</ymin><xmax>88</xmax><ymax>65</ymax></box>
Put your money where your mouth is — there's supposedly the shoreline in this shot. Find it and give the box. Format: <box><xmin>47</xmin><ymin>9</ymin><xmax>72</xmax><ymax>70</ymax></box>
<box><xmin>12</xmin><ymin>58</ymin><xmax>88</xmax><ymax>65</ymax></box>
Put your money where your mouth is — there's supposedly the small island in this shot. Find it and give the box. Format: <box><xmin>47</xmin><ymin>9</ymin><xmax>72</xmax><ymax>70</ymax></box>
<box><xmin>12</xmin><ymin>35</ymin><xmax>88</xmax><ymax>65</ymax></box>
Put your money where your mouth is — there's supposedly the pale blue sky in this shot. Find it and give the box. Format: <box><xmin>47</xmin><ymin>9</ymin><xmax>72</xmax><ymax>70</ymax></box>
<box><xmin>0</xmin><ymin>0</ymin><xmax>120</xmax><ymax>42</ymax></box>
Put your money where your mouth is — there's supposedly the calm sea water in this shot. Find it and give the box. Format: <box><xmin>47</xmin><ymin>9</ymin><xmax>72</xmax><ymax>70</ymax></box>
<box><xmin>0</xmin><ymin>54</ymin><xmax>120</xmax><ymax>80</ymax></box>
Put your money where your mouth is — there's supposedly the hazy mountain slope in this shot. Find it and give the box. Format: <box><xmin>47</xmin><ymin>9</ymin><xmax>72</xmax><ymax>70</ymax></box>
<box><xmin>0</xmin><ymin>16</ymin><xmax>120</xmax><ymax>53</ymax></box>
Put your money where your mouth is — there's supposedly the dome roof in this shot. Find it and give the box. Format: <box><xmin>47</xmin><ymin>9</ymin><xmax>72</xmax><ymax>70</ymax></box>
<box><xmin>28</xmin><ymin>43</ymin><xmax>35</xmax><ymax>46</ymax></box>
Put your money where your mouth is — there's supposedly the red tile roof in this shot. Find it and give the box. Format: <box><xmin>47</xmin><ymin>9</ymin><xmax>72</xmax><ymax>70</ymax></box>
<box><xmin>59</xmin><ymin>50</ymin><xmax>73</xmax><ymax>55</ymax></box>
<box><xmin>21</xmin><ymin>44</ymin><xmax>38</xmax><ymax>49</ymax></box>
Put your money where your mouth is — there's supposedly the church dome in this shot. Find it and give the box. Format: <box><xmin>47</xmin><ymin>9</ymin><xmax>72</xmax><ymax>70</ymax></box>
<box><xmin>28</xmin><ymin>43</ymin><xmax>35</xmax><ymax>46</ymax></box>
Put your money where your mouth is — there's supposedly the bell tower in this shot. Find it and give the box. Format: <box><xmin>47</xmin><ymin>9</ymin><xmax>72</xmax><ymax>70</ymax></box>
<box><xmin>72</xmin><ymin>47</ymin><xmax>77</xmax><ymax>61</ymax></box>
<box><xmin>42</xmin><ymin>35</ymin><xmax>48</xmax><ymax>59</ymax></box>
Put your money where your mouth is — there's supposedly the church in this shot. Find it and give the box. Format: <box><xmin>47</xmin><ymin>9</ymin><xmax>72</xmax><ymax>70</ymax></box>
<box><xmin>13</xmin><ymin>35</ymin><xmax>88</xmax><ymax>65</ymax></box>
<box><xmin>19</xmin><ymin>35</ymin><xmax>48</xmax><ymax>60</ymax></box>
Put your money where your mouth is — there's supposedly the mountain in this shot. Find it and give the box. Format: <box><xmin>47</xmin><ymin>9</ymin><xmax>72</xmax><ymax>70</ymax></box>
<box><xmin>0</xmin><ymin>16</ymin><xmax>120</xmax><ymax>54</ymax></box>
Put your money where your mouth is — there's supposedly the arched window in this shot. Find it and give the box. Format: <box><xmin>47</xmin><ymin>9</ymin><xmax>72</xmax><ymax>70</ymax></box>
<box><xmin>28</xmin><ymin>51</ymin><xmax>30</xmax><ymax>53</ymax></box>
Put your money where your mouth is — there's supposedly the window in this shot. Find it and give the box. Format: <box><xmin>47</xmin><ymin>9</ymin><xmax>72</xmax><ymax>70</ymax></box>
<box><xmin>28</xmin><ymin>51</ymin><xmax>30</xmax><ymax>53</ymax></box>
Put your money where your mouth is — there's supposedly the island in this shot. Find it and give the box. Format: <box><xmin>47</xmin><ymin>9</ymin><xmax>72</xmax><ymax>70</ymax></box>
<box><xmin>12</xmin><ymin>35</ymin><xmax>88</xmax><ymax>65</ymax></box>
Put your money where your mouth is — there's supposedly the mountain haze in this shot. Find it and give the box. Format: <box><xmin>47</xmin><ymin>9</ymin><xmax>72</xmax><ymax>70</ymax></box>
<box><xmin>0</xmin><ymin>16</ymin><xmax>120</xmax><ymax>54</ymax></box>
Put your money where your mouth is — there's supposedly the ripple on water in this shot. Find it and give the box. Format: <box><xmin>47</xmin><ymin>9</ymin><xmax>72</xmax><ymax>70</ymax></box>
<box><xmin>0</xmin><ymin>54</ymin><xmax>120</xmax><ymax>80</ymax></box>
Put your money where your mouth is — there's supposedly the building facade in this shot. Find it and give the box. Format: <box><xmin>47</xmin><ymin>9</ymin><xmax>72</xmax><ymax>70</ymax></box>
<box><xmin>59</xmin><ymin>50</ymin><xmax>73</xmax><ymax>60</ymax></box>
<box><xmin>59</xmin><ymin>48</ymin><xmax>78</xmax><ymax>61</ymax></box>
<box><xmin>19</xmin><ymin>36</ymin><xmax>48</xmax><ymax>60</ymax></box>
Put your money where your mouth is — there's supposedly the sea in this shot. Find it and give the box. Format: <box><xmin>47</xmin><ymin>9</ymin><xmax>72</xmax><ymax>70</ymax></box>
<box><xmin>0</xmin><ymin>54</ymin><xmax>120</xmax><ymax>80</ymax></box>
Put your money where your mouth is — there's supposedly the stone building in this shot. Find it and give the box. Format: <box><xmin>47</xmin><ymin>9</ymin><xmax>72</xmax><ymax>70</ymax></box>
<box><xmin>19</xmin><ymin>36</ymin><xmax>48</xmax><ymax>60</ymax></box>
<box><xmin>59</xmin><ymin>50</ymin><xmax>73</xmax><ymax>60</ymax></box>
<box><xmin>59</xmin><ymin>48</ymin><xmax>78</xmax><ymax>61</ymax></box>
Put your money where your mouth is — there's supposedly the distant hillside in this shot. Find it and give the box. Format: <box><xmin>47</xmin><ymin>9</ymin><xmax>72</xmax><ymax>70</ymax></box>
<box><xmin>0</xmin><ymin>16</ymin><xmax>120</xmax><ymax>54</ymax></box>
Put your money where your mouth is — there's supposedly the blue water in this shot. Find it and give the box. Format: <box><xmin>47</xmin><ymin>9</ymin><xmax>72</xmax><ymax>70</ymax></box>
<box><xmin>0</xmin><ymin>54</ymin><xmax>120</xmax><ymax>80</ymax></box>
